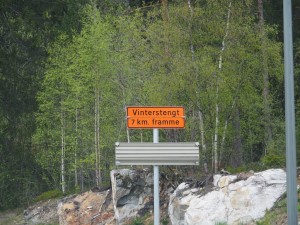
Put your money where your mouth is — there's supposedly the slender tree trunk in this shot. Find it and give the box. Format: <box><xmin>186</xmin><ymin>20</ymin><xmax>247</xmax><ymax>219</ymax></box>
<box><xmin>219</xmin><ymin>99</ymin><xmax>236</xmax><ymax>168</ymax></box>
<box><xmin>214</xmin><ymin>1</ymin><xmax>232</xmax><ymax>173</ymax></box>
<box><xmin>126</xmin><ymin>127</ymin><xmax>130</xmax><ymax>143</ymax></box>
<box><xmin>61</xmin><ymin>108</ymin><xmax>66</xmax><ymax>194</ymax></box>
<box><xmin>219</xmin><ymin>120</ymin><xmax>228</xmax><ymax>168</ymax></box>
<box><xmin>187</xmin><ymin>0</ymin><xmax>195</xmax><ymax>61</ymax></box>
<box><xmin>80</xmin><ymin>167</ymin><xmax>84</xmax><ymax>192</ymax></box>
<box><xmin>161</xmin><ymin>0</ymin><xmax>169</xmax><ymax>61</ymax></box>
<box><xmin>94</xmin><ymin>90</ymin><xmax>98</xmax><ymax>187</ymax></box>
<box><xmin>74</xmin><ymin>107</ymin><xmax>78</xmax><ymax>187</ymax></box>
<box><xmin>187</xmin><ymin>0</ymin><xmax>208</xmax><ymax>173</ymax></box>
<box><xmin>213</xmin><ymin>93</ymin><xmax>219</xmax><ymax>173</ymax></box>
<box><xmin>94</xmin><ymin>88</ymin><xmax>101</xmax><ymax>187</ymax></box>
<box><xmin>97</xmin><ymin>90</ymin><xmax>101</xmax><ymax>185</ymax></box>
<box><xmin>199</xmin><ymin>111</ymin><xmax>208</xmax><ymax>173</ymax></box>
<box><xmin>211</xmin><ymin>135</ymin><xmax>214</xmax><ymax>170</ymax></box>
<box><xmin>119</xmin><ymin>84</ymin><xmax>130</xmax><ymax>143</ymax></box>
<box><xmin>258</xmin><ymin>0</ymin><xmax>272</xmax><ymax>154</ymax></box>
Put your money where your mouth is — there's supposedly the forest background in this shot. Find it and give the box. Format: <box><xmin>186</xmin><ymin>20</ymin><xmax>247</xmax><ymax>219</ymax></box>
<box><xmin>0</xmin><ymin>0</ymin><xmax>300</xmax><ymax>210</ymax></box>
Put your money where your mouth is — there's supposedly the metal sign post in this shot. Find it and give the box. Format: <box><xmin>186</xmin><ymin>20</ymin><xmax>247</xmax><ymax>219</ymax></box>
<box><xmin>153</xmin><ymin>128</ymin><xmax>159</xmax><ymax>225</ymax></box>
<box><xmin>116</xmin><ymin>106</ymin><xmax>199</xmax><ymax>225</ymax></box>
<box><xmin>283</xmin><ymin>0</ymin><xmax>298</xmax><ymax>224</ymax></box>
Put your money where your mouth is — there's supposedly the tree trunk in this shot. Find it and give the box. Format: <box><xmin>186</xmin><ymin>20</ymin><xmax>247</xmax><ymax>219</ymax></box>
<box><xmin>219</xmin><ymin>120</ymin><xmax>228</xmax><ymax>168</ymax></box>
<box><xmin>187</xmin><ymin>1</ymin><xmax>208</xmax><ymax>173</ymax></box>
<box><xmin>61</xmin><ymin>108</ymin><xmax>66</xmax><ymax>194</ymax></box>
<box><xmin>97</xmin><ymin>91</ymin><xmax>101</xmax><ymax>186</ymax></box>
<box><xmin>161</xmin><ymin>0</ymin><xmax>169</xmax><ymax>60</ymax></box>
<box><xmin>199</xmin><ymin>111</ymin><xmax>208</xmax><ymax>173</ymax></box>
<box><xmin>214</xmin><ymin>1</ymin><xmax>232</xmax><ymax>173</ymax></box>
<box><xmin>220</xmin><ymin>99</ymin><xmax>236</xmax><ymax>168</ymax></box>
<box><xmin>187</xmin><ymin>0</ymin><xmax>195</xmax><ymax>61</ymax></box>
<box><xmin>74</xmin><ymin>107</ymin><xmax>78</xmax><ymax>187</ymax></box>
<box><xmin>213</xmin><ymin>96</ymin><xmax>219</xmax><ymax>173</ymax></box>
<box><xmin>258</xmin><ymin>0</ymin><xmax>272</xmax><ymax>153</ymax></box>
<box><xmin>94</xmin><ymin>88</ymin><xmax>101</xmax><ymax>187</ymax></box>
<box><xmin>126</xmin><ymin>127</ymin><xmax>130</xmax><ymax>143</ymax></box>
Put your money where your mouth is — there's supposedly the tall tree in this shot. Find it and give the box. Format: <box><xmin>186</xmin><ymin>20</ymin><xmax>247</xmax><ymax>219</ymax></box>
<box><xmin>258</xmin><ymin>0</ymin><xmax>272</xmax><ymax>154</ymax></box>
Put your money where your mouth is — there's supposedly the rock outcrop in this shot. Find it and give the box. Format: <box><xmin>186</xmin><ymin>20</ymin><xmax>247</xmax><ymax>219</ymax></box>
<box><xmin>168</xmin><ymin>168</ymin><xmax>287</xmax><ymax>225</ymax></box>
<box><xmin>25</xmin><ymin>168</ymin><xmax>287</xmax><ymax>225</ymax></box>
<box><xmin>56</xmin><ymin>168</ymin><xmax>171</xmax><ymax>225</ymax></box>
<box><xmin>24</xmin><ymin>198</ymin><xmax>59</xmax><ymax>225</ymax></box>
<box><xmin>110</xmin><ymin>168</ymin><xmax>155</xmax><ymax>224</ymax></box>
<box><xmin>57</xmin><ymin>190</ymin><xmax>115</xmax><ymax>225</ymax></box>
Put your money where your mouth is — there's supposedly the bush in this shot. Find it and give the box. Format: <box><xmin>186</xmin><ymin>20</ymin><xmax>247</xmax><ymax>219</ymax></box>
<box><xmin>129</xmin><ymin>217</ymin><xmax>144</xmax><ymax>225</ymax></box>
<box><xmin>227</xmin><ymin>162</ymin><xmax>266</xmax><ymax>174</ymax></box>
<box><xmin>33</xmin><ymin>190</ymin><xmax>63</xmax><ymax>202</ymax></box>
<box><xmin>261</xmin><ymin>152</ymin><xmax>285</xmax><ymax>168</ymax></box>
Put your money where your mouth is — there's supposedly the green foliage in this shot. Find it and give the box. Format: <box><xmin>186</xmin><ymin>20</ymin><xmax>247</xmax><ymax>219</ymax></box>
<box><xmin>162</xmin><ymin>216</ymin><xmax>169</xmax><ymax>225</ymax></box>
<box><xmin>261</xmin><ymin>153</ymin><xmax>285</xmax><ymax>168</ymax></box>
<box><xmin>33</xmin><ymin>190</ymin><xmax>63</xmax><ymax>203</ymax></box>
<box><xmin>33</xmin><ymin>7</ymin><xmax>121</xmax><ymax>192</ymax></box>
<box><xmin>0</xmin><ymin>0</ymin><xmax>292</xmax><ymax>209</ymax></box>
<box><xmin>0</xmin><ymin>0</ymin><xmax>97</xmax><ymax>210</ymax></box>
<box><xmin>226</xmin><ymin>162</ymin><xmax>266</xmax><ymax>174</ymax></box>
<box><xmin>129</xmin><ymin>217</ymin><xmax>144</xmax><ymax>225</ymax></box>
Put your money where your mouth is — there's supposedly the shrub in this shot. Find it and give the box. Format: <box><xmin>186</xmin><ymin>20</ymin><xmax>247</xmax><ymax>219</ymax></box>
<box><xmin>129</xmin><ymin>217</ymin><xmax>144</xmax><ymax>225</ymax></box>
<box><xmin>261</xmin><ymin>152</ymin><xmax>285</xmax><ymax>168</ymax></box>
<box><xmin>33</xmin><ymin>190</ymin><xmax>63</xmax><ymax>202</ymax></box>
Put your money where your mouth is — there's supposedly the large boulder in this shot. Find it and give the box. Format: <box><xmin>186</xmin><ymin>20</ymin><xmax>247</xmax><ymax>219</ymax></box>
<box><xmin>169</xmin><ymin>169</ymin><xmax>287</xmax><ymax>225</ymax></box>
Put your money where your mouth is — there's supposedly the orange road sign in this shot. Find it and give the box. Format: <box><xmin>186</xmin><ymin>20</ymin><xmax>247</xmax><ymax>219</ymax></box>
<box><xmin>127</xmin><ymin>106</ymin><xmax>185</xmax><ymax>129</ymax></box>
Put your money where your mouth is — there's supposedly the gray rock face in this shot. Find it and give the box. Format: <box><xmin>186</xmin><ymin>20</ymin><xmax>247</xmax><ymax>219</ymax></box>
<box><xmin>169</xmin><ymin>169</ymin><xmax>287</xmax><ymax>225</ymax></box>
<box><xmin>111</xmin><ymin>168</ymin><xmax>154</xmax><ymax>224</ymax></box>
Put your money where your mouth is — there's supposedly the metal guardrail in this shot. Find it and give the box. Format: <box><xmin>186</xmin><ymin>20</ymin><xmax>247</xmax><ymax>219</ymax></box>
<box><xmin>115</xmin><ymin>142</ymin><xmax>199</xmax><ymax>165</ymax></box>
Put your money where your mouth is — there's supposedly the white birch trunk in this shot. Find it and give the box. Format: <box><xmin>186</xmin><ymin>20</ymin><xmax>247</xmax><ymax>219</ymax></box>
<box><xmin>61</xmin><ymin>109</ymin><xmax>66</xmax><ymax>194</ymax></box>
<box><xmin>187</xmin><ymin>0</ymin><xmax>195</xmax><ymax>61</ymax></box>
<box><xmin>97</xmin><ymin>89</ymin><xmax>101</xmax><ymax>185</ymax></box>
<box><xmin>213</xmin><ymin>95</ymin><xmax>219</xmax><ymax>173</ymax></box>
<box><xmin>214</xmin><ymin>1</ymin><xmax>232</xmax><ymax>173</ymax></box>
<box><xmin>211</xmin><ymin>135</ymin><xmax>214</xmax><ymax>170</ymax></box>
<box><xmin>74</xmin><ymin>107</ymin><xmax>78</xmax><ymax>187</ymax></box>
<box><xmin>94</xmin><ymin>90</ymin><xmax>98</xmax><ymax>187</ymax></box>
<box><xmin>126</xmin><ymin>128</ymin><xmax>130</xmax><ymax>143</ymax></box>
<box><xmin>219</xmin><ymin>99</ymin><xmax>236</xmax><ymax>167</ymax></box>
<box><xmin>94</xmin><ymin>88</ymin><xmax>101</xmax><ymax>187</ymax></box>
